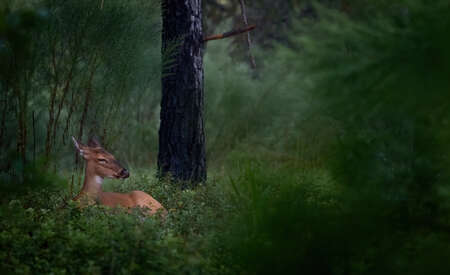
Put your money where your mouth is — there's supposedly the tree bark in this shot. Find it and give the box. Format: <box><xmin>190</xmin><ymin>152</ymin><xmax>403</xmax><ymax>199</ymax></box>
<box><xmin>158</xmin><ymin>0</ymin><xmax>206</xmax><ymax>184</ymax></box>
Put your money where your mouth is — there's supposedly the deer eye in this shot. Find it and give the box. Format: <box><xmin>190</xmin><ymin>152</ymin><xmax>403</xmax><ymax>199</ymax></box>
<box><xmin>98</xmin><ymin>158</ymin><xmax>108</xmax><ymax>163</ymax></box>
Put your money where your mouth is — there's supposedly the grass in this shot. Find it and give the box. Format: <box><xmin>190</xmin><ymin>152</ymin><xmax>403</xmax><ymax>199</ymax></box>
<box><xmin>2</xmin><ymin>152</ymin><xmax>450</xmax><ymax>274</ymax></box>
<box><xmin>0</xmin><ymin>152</ymin><xmax>334</xmax><ymax>274</ymax></box>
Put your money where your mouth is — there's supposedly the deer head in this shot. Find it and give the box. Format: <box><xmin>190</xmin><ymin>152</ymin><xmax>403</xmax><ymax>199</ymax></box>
<box><xmin>72</xmin><ymin>136</ymin><xmax>129</xmax><ymax>179</ymax></box>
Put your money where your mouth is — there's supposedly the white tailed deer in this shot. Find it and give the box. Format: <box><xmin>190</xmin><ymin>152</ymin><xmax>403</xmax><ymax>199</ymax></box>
<box><xmin>72</xmin><ymin>136</ymin><xmax>167</xmax><ymax>216</ymax></box>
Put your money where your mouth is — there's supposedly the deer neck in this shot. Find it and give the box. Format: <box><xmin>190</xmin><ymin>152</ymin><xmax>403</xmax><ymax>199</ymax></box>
<box><xmin>80</xmin><ymin>162</ymin><xmax>104</xmax><ymax>199</ymax></box>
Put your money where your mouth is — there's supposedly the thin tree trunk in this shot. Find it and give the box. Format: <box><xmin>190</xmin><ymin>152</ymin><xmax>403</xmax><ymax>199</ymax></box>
<box><xmin>238</xmin><ymin>0</ymin><xmax>256</xmax><ymax>69</ymax></box>
<box><xmin>74</xmin><ymin>54</ymin><xmax>98</xmax><ymax>167</ymax></box>
<box><xmin>52</xmin><ymin>62</ymin><xmax>75</xmax><ymax>148</ymax></box>
<box><xmin>45</xmin><ymin>43</ymin><xmax>59</xmax><ymax>159</ymax></box>
<box><xmin>63</xmin><ymin>83</ymin><xmax>81</xmax><ymax>145</ymax></box>
<box><xmin>5</xmin><ymin>48</ymin><xmax>28</xmax><ymax>168</ymax></box>
<box><xmin>12</xmin><ymin>76</ymin><xmax>27</xmax><ymax>163</ymax></box>
<box><xmin>158</xmin><ymin>0</ymin><xmax>206</xmax><ymax>185</ymax></box>
<box><xmin>32</xmin><ymin>110</ymin><xmax>36</xmax><ymax>162</ymax></box>
<box><xmin>0</xmin><ymin>83</ymin><xmax>9</xmax><ymax>149</ymax></box>
<box><xmin>76</xmin><ymin>58</ymin><xmax>97</xmax><ymax>165</ymax></box>
<box><xmin>9</xmin><ymin>54</ymin><xmax>26</xmax><ymax>163</ymax></box>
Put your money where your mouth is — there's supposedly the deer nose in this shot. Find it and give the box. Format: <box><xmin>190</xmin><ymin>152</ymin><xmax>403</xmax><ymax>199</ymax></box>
<box><xmin>120</xmin><ymin>169</ymin><xmax>129</xmax><ymax>178</ymax></box>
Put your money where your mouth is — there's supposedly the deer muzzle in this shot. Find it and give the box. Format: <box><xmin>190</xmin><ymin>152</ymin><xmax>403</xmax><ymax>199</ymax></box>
<box><xmin>119</xmin><ymin>168</ymin><xmax>129</xmax><ymax>179</ymax></box>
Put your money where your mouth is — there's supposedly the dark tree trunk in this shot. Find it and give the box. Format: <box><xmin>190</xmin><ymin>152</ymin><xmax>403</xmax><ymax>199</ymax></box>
<box><xmin>158</xmin><ymin>0</ymin><xmax>206</xmax><ymax>184</ymax></box>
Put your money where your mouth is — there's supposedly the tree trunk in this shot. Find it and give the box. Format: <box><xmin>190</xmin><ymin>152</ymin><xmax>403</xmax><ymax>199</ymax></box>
<box><xmin>158</xmin><ymin>0</ymin><xmax>206</xmax><ymax>184</ymax></box>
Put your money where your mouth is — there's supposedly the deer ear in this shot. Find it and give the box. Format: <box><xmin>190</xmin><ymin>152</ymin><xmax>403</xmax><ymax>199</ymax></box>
<box><xmin>72</xmin><ymin>136</ymin><xmax>85</xmax><ymax>156</ymax></box>
<box><xmin>88</xmin><ymin>136</ymin><xmax>102</xmax><ymax>148</ymax></box>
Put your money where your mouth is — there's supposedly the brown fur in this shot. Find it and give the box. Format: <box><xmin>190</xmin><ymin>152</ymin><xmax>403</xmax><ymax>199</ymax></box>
<box><xmin>72</xmin><ymin>137</ymin><xmax>167</xmax><ymax>217</ymax></box>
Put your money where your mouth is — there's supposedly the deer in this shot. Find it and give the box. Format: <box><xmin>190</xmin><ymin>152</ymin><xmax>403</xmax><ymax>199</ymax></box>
<box><xmin>71</xmin><ymin>136</ymin><xmax>167</xmax><ymax>217</ymax></box>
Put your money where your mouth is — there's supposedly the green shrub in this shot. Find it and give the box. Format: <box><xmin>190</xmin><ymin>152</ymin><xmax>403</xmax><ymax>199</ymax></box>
<box><xmin>0</xmin><ymin>169</ymin><xmax>231</xmax><ymax>274</ymax></box>
<box><xmin>223</xmin><ymin>160</ymin><xmax>450</xmax><ymax>275</ymax></box>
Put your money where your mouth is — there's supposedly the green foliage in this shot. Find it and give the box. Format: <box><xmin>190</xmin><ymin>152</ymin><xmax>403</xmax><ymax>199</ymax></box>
<box><xmin>0</xmin><ymin>170</ymin><xmax>229</xmax><ymax>274</ymax></box>
<box><xmin>288</xmin><ymin>0</ymin><xmax>450</xmax><ymax>222</ymax></box>
<box><xmin>223</xmin><ymin>160</ymin><xmax>450</xmax><ymax>275</ymax></box>
<box><xmin>204</xmin><ymin>1</ymin><xmax>450</xmax><ymax>274</ymax></box>
<box><xmin>38</xmin><ymin>0</ymin><xmax>161</xmax><ymax>163</ymax></box>
<box><xmin>204</xmin><ymin>41</ymin><xmax>311</xmax><ymax>165</ymax></box>
<box><xmin>2</xmin><ymin>1</ymin><xmax>450</xmax><ymax>274</ymax></box>
<box><xmin>0</xmin><ymin>0</ymin><xmax>162</xmax><ymax>169</ymax></box>
<box><xmin>1</xmin><ymin>203</ymin><xmax>193</xmax><ymax>274</ymax></box>
<box><xmin>0</xmin><ymin>157</ymin><xmax>64</xmax><ymax>203</ymax></box>
<box><xmin>2</xmin><ymin>163</ymin><xmax>450</xmax><ymax>274</ymax></box>
<box><xmin>0</xmin><ymin>1</ymin><xmax>47</xmax><ymax>76</ymax></box>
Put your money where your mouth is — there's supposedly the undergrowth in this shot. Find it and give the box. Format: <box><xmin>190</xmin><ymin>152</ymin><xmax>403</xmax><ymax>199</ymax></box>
<box><xmin>2</xmin><ymin>156</ymin><xmax>450</xmax><ymax>274</ymax></box>
<box><xmin>0</xmin><ymin>169</ymin><xmax>230</xmax><ymax>274</ymax></box>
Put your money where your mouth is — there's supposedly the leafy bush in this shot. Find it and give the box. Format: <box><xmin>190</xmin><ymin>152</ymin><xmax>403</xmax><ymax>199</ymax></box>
<box><xmin>223</xmin><ymin>160</ymin><xmax>450</xmax><ymax>275</ymax></box>
<box><xmin>0</xmin><ymin>169</ymin><xmax>230</xmax><ymax>274</ymax></box>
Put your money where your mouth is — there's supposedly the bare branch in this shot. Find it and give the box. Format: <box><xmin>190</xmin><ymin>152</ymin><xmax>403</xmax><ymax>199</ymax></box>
<box><xmin>203</xmin><ymin>24</ymin><xmax>256</xmax><ymax>42</ymax></box>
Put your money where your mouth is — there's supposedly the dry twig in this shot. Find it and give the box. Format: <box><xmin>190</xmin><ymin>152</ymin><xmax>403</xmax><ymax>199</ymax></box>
<box><xmin>203</xmin><ymin>24</ymin><xmax>256</xmax><ymax>42</ymax></box>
